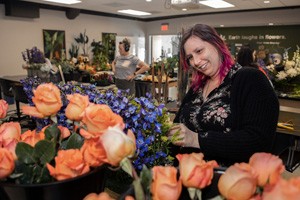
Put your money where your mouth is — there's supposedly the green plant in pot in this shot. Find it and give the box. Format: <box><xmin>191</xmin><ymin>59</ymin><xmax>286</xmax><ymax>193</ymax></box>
<box><xmin>91</xmin><ymin>40</ymin><xmax>110</xmax><ymax>71</ymax></box>
<box><xmin>75</xmin><ymin>29</ymin><xmax>89</xmax><ymax>57</ymax></box>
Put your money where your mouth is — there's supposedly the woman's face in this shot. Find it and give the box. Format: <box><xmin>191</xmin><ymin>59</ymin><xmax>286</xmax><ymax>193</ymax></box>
<box><xmin>118</xmin><ymin>43</ymin><xmax>126</xmax><ymax>55</ymax></box>
<box><xmin>184</xmin><ymin>36</ymin><xmax>221</xmax><ymax>79</ymax></box>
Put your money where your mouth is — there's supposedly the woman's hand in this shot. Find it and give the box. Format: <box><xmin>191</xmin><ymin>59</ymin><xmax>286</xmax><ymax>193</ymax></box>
<box><xmin>126</xmin><ymin>74</ymin><xmax>136</xmax><ymax>81</ymax></box>
<box><xmin>168</xmin><ymin>123</ymin><xmax>200</xmax><ymax>148</ymax></box>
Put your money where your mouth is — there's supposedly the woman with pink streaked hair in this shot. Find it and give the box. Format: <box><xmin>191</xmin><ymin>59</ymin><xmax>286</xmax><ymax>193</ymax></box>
<box><xmin>168</xmin><ymin>23</ymin><xmax>279</xmax><ymax>198</ymax></box>
<box><xmin>169</xmin><ymin>23</ymin><xmax>279</xmax><ymax>168</ymax></box>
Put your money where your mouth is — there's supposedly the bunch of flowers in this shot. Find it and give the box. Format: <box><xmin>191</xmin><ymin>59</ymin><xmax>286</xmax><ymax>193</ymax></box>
<box><xmin>21</xmin><ymin>77</ymin><xmax>174</xmax><ymax>171</ymax></box>
<box><xmin>91</xmin><ymin>72</ymin><xmax>114</xmax><ymax>86</ymax></box>
<box><xmin>86</xmin><ymin>152</ymin><xmax>300</xmax><ymax>200</ymax></box>
<box><xmin>267</xmin><ymin>45</ymin><xmax>300</xmax><ymax>82</ymax></box>
<box><xmin>21</xmin><ymin>46</ymin><xmax>48</xmax><ymax>70</ymax></box>
<box><xmin>0</xmin><ymin>83</ymin><xmax>136</xmax><ymax>185</ymax></box>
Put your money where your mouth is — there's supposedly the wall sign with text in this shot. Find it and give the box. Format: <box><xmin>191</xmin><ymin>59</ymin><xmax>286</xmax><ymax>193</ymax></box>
<box><xmin>216</xmin><ymin>25</ymin><xmax>300</xmax><ymax>63</ymax></box>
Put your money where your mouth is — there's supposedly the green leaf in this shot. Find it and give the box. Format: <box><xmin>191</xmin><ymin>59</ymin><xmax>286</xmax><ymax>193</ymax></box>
<box><xmin>34</xmin><ymin>140</ymin><xmax>56</xmax><ymax>165</ymax></box>
<box><xmin>34</xmin><ymin>165</ymin><xmax>53</xmax><ymax>184</ymax></box>
<box><xmin>64</xmin><ymin>132</ymin><xmax>84</xmax><ymax>149</ymax></box>
<box><xmin>120</xmin><ymin>158</ymin><xmax>134</xmax><ymax>177</ymax></box>
<box><xmin>133</xmin><ymin>179</ymin><xmax>145</xmax><ymax>200</ymax></box>
<box><xmin>15</xmin><ymin>142</ymin><xmax>36</xmax><ymax>164</ymax></box>
<box><xmin>140</xmin><ymin>165</ymin><xmax>152</xmax><ymax>197</ymax></box>
<box><xmin>44</xmin><ymin>124</ymin><xmax>61</xmax><ymax>142</ymax></box>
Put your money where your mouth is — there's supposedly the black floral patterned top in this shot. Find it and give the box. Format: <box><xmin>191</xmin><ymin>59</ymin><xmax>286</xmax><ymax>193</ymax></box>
<box><xmin>174</xmin><ymin>64</ymin><xmax>279</xmax><ymax>166</ymax></box>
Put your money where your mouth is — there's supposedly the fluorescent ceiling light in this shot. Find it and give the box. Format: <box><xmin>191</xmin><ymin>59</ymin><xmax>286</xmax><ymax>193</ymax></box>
<box><xmin>118</xmin><ymin>9</ymin><xmax>151</xmax><ymax>16</ymax></box>
<box><xmin>43</xmin><ymin>0</ymin><xmax>81</xmax><ymax>5</ymax></box>
<box><xmin>199</xmin><ymin>0</ymin><xmax>234</xmax><ymax>8</ymax></box>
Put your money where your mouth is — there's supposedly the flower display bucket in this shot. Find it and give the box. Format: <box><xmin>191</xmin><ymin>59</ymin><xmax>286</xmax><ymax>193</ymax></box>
<box><xmin>0</xmin><ymin>166</ymin><xmax>105</xmax><ymax>200</ymax></box>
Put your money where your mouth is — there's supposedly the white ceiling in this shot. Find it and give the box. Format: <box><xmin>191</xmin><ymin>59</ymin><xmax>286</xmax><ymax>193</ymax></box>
<box><xmin>21</xmin><ymin>0</ymin><xmax>300</xmax><ymax>20</ymax></box>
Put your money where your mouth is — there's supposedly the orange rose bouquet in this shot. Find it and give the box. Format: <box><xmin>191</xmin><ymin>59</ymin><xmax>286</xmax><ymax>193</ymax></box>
<box><xmin>0</xmin><ymin>83</ymin><xmax>136</xmax><ymax>185</ymax></box>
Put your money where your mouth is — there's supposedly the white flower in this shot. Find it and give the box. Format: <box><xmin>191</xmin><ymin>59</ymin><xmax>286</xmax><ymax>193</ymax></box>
<box><xmin>286</xmin><ymin>68</ymin><xmax>298</xmax><ymax>78</ymax></box>
<box><xmin>276</xmin><ymin>71</ymin><xmax>288</xmax><ymax>80</ymax></box>
<box><xmin>284</xmin><ymin>61</ymin><xmax>295</xmax><ymax>70</ymax></box>
<box><xmin>266</xmin><ymin>64</ymin><xmax>275</xmax><ymax>72</ymax></box>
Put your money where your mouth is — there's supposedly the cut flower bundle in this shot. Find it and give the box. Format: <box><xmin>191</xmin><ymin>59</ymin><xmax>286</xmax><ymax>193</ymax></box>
<box><xmin>0</xmin><ymin>83</ymin><xmax>136</xmax><ymax>185</ymax></box>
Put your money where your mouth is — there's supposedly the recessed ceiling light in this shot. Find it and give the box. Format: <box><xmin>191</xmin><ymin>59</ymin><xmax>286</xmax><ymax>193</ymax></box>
<box><xmin>43</xmin><ymin>0</ymin><xmax>81</xmax><ymax>5</ymax></box>
<box><xmin>199</xmin><ymin>0</ymin><xmax>234</xmax><ymax>8</ymax></box>
<box><xmin>146</xmin><ymin>0</ymin><xmax>152</xmax><ymax>2</ymax></box>
<box><xmin>264</xmin><ymin>1</ymin><xmax>270</xmax><ymax>3</ymax></box>
<box><xmin>118</xmin><ymin>9</ymin><xmax>151</xmax><ymax>16</ymax></box>
<box><xmin>182</xmin><ymin>8</ymin><xmax>187</xmax><ymax>11</ymax></box>
<box><xmin>268</xmin><ymin>23</ymin><xmax>274</xmax><ymax>26</ymax></box>
<box><xmin>220</xmin><ymin>25</ymin><xmax>224</xmax><ymax>27</ymax></box>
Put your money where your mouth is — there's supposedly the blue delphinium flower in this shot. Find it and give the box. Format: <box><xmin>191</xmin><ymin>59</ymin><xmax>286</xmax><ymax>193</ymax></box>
<box><xmin>21</xmin><ymin>78</ymin><xmax>173</xmax><ymax>170</ymax></box>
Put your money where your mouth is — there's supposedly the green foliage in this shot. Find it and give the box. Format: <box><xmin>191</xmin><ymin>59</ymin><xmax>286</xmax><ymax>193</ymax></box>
<box><xmin>91</xmin><ymin>40</ymin><xmax>109</xmax><ymax>71</ymax></box>
<box><xmin>74</xmin><ymin>29</ymin><xmax>89</xmax><ymax>55</ymax></box>
<box><xmin>10</xmin><ymin>123</ymin><xmax>84</xmax><ymax>184</ymax></box>
<box><xmin>64</xmin><ymin>132</ymin><xmax>84</xmax><ymax>149</ymax></box>
<box><xmin>139</xmin><ymin>166</ymin><xmax>152</xmax><ymax>198</ymax></box>
<box><xmin>69</xmin><ymin>43</ymin><xmax>79</xmax><ymax>58</ymax></box>
<box><xmin>44</xmin><ymin>30</ymin><xmax>65</xmax><ymax>59</ymax></box>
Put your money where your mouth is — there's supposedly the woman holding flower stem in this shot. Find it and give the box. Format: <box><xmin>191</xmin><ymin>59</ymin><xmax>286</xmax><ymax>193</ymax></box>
<box><xmin>168</xmin><ymin>24</ymin><xmax>279</xmax><ymax>198</ymax></box>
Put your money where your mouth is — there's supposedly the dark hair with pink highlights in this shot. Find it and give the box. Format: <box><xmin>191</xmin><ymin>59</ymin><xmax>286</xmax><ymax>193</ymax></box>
<box><xmin>180</xmin><ymin>24</ymin><xmax>234</xmax><ymax>91</ymax></box>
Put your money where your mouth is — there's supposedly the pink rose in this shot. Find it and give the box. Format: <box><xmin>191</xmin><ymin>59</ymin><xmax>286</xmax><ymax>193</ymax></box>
<box><xmin>0</xmin><ymin>148</ymin><xmax>15</xmax><ymax>179</ymax></box>
<box><xmin>218</xmin><ymin>163</ymin><xmax>257</xmax><ymax>200</ymax></box>
<box><xmin>20</xmin><ymin>129</ymin><xmax>45</xmax><ymax>147</ymax></box>
<box><xmin>100</xmin><ymin>126</ymin><xmax>136</xmax><ymax>166</ymax></box>
<box><xmin>46</xmin><ymin>149</ymin><xmax>90</xmax><ymax>181</ymax></box>
<box><xmin>0</xmin><ymin>99</ymin><xmax>8</xmax><ymax>119</ymax></box>
<box><xmin>22</xmin><ymin>83</ymin><xmax>62</xmax><ymax>118</ymax></box>
<box><xmin>0</xmin><ymin>122</ymin><xmax>21</xmax><ymax>159</ymax></box>
<box><xmin>262</xmin><ymin>178</ymin><xmax>300</xmax><ymax>200</ymax></box>
<box><xmin>65</xmin><ymin>93</ymin><xmax>89</xmax><ymax>121</ymax></box>
<box><xmin>151</xmin><ymin>166</ymin><xmax>182</xmax><ymax>200</ymax></box>
<box><xmin>176</xmin><ymin>153</ymin><xmax>218</xmax><ymax>189</ymax></box>
<box><xmin>249</xmin><ymin>152</ymin><xmax>285</xmax><ymax>187</ymax></box>
<box><xmin>80</xmin><ymin>104</ymin><xmax>124</xmax><ymax>138</ymax></box>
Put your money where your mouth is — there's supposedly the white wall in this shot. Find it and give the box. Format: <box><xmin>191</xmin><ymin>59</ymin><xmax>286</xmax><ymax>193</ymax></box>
<box><xmin>0</xmin><ymin>6</ymin><xmax>146</xmax><ymax>76</ymax></box>
<box><xmin>1</xmin><ymin>5</ymin><xmax>300</xmax><ymax>75</ymax></box>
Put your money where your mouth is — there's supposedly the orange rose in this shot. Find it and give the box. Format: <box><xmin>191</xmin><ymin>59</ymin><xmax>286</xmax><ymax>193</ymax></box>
<box><xmin>81</xmin><ymin>104</ymin><xmax>124</xmax><ymax>138</ymax></box>
<box><xmin>218</xmin><ymin>163</ymin><xmax>257</xmax><ymax>200</ymax></box>
<box><xmin>65</xmin><ymin>93</ymin><xmax>90</xmax><ymax>121</ymax></box>
<box><xmin>176</xmin><ymin>153</ymin><xmax>218</xmax><ymax>189</ymax></box>
<box><xmin>46</xmin><ymin>149</ymin><xmax>90</xmax><ymax>181</ymax></box>
<box><xmin>0</xmin><ymin>122</ymin><xmax>21</xmax><ymax>159</ymax></box>
<box><xmin>20</xmin><ymin>129</ymin><xmax>45</xmax><ymax>147</ymax></box>
<box><xmin>0</xmin><ymin>148</ymin><xmax>15</xmax><ymax>179</ymax></box>
<box><xmin>262</xmin><ymin>178</ymin><xmax>300</xmax><ymax>200</ymax></box>
<box><xmin>100</xmin><ymin>126</ymin><xmax>136</xmax><ymax>166</ymax></box>
<box><xmin>22</xmin><ymin>83</ymin><xmax>62</xmax><ymax>118</ymax></box>
<box><xmin>57</xmin><ymin>125</ymin><xmax>71</xmax><ymax>139</ymax></box>
<box><xmin>81</xmin><ymin>137</ymin><xmax>108</xmax><ymax>167</ymax></box>
<box><xmin>83</xmin><ymin>192</ymin><xmax>115</xmax><ymax>200</ymax></box>
<box><xmin>249</xmin><ymin>152</ymin><xmax>285</xmax><ymax>187</ymax></box>
<box><xmin>0</xmin><ymin>99</ymin><xmax>8</xmax><ymax>119</ymax></box>
<box><xmin>151</xmin><ymin>166</ymin><xmax>182</xmax><ymax>200</ymax></box>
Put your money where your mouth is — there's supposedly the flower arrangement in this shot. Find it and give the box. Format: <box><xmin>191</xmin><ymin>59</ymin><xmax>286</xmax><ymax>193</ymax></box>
<box><xmin>21</xmin><ymin>47</ymin><xmax>53</xmax><ymax>83</ymax></box>
<box><xmin>91</xmin><ymin>72</ymin><xmax>114</xmax><ymax>86</ymax></box>
<box><xmin>267</xmin><ymin>46</ymin><xmax>300</xmax><ymax>82</ymax></box>
<box><xmin>20</xmin><ymin>77</ymin><xmax>174</xmax><ymax>171</ymax></box>
<box><xmin>0</xmin><ymin>83</ymin><xmax>136</xmax><ymax>186</ymax></box>
<box><xmin>266</xmin><ymin>46</ymin><xmax>300</xmax><ymax>96</ymax></box>
<box><xmin>21</xmin><ymin>46</ymin><xmax>48</xmax><ymax>70</ymax></box>
<box><xmin>84</xmin><ymin>151</ymin><xmax>299</xmax><ymax>200</ymax></box>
